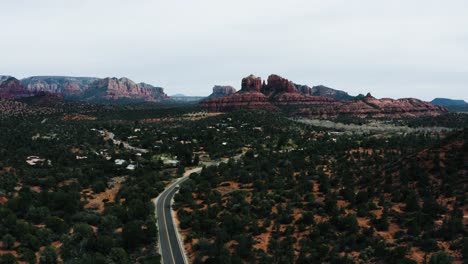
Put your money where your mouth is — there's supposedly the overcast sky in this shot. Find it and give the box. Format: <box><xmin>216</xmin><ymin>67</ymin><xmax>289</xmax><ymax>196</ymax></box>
<box><xmin>1</xmin><ymin>0</ymin><xmax>467</xmax><ymax>100</ymax></box>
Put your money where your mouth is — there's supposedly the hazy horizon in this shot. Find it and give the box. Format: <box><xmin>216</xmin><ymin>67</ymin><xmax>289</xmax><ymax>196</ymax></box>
<box><xmin>1</xmin><ymin>0</ymin><xmax>467</xmax><ymax>101</ymax></box>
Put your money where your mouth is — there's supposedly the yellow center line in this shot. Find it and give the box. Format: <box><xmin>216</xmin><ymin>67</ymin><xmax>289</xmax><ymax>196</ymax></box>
<box><xmin>162</xmin><ymin>186</ymin><xmax>177</xmax><ymax>264</ymax></box>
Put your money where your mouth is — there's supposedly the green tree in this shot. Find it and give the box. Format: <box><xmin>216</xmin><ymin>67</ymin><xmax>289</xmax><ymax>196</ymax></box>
<box><xmin>108</xmin><ymin>248</ymin><xmax>131</xmax><ymax>264</ymax></box>
<box><xmin>2</xmin><ymin>234</ymin><xmax>15</xmax><ymax>250</ymax></box>
<box><xmin>39</xmin><ymin>246</ymin><xmax>57</xmax><ymax>264</ymax></box>
<box><xmin>0</xmin><ymin>254</ymin><xmax>18</xmax><ymax>264</ymax></box>
<box><xmin>429</xmin><ymin>251</ymin><xmax>453</xmax><ymax>264</ymax></box>
<box><xmin>404</xmin><ymin>190</ymin><xmax>420</xmax><ymax>212</ymax></box>
<box><xmin>17</xmin><ymin>247</ymin><xmax>36</xmax><ymax>264</ymax></box>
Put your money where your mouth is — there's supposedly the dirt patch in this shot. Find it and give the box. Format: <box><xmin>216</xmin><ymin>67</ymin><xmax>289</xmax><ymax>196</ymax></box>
<box><xmin>83</xmin><ymin>176</ymin><xmax>126</xmax><ymax>213</ymax></box>
<box><xmin>62</xmin><ymin>114</ymin><xmax>97</xmax><ymax>121</ymax></box>
<box><xmin>253</xmin><ymin>224</ymin><xmax>273</xmax><ymax>252</ymax></box>
<box><xmin>143</xmin><ymin>112</ymin><xmax>223</xmax><ymax>123</ymax></box>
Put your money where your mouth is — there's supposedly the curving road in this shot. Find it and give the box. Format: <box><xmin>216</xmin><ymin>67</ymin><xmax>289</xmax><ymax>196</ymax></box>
<box><xmin>154</xmin><ymin>167</ymin><xmax>201</xmax><ymax>264</ymax></box>
<box><xmin>153</xmin><ymin>153</ymin><xmax>245</xmax><ymax>264</ymax></box>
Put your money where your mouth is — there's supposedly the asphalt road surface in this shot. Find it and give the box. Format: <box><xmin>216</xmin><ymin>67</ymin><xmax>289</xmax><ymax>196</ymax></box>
<box><xmin>154</xmin><ymin>168</ymin><xmax>201</xmax><ymax>264</ymax></box>
<box><xmin>154</xmin><ymin>153</ymin><xmax>245</xmax><ymax>264</ymax></box>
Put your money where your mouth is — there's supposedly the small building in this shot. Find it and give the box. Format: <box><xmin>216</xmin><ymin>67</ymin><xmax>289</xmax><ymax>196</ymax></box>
<box><xmin>163</xmin><ymin>159</ymin><xmax>180</xmax><ymax>167</ymax></box>
<box><xmin>114</xmin><ymin>159</ymin><xmax>126</xmax><ymax>166</ymax></box>
<box><xmin>26</xmin><ymin>156</ymin><xmax>46</xmax><ymax>166</ymax></box>
<box><xmin>126</xmin><ymin>164</ymin><xmax>136</xmax><ymax>170</ymax></box>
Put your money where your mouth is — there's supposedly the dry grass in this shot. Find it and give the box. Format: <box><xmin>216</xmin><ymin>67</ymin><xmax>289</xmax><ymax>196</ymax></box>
<box><xmin>83</xmin><ymin>176</ymin><xmax>126</xmax><ymax>213</ymax></box>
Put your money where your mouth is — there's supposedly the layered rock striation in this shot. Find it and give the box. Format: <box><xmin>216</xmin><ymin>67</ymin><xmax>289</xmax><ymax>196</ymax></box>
<box><xmin>241</xmin><ymin>74</ymin><xmax>262</xmax><ymax>92</ymax></box>
<box><xmin>82</xmin><ymin>77</ymin><xmax>170</xmax><ymax>102</ymax></box>
<box><xmin>21</xmin><ymin>76</ymin><xmax>98</xmax><ymax>98</ymax></box>
<box><xmin>295</xmin><ymin>93</ymin><xmax>447</xmax><ymax>118</ymax></box>
<box><xmin>200</xmin><ymin>74</ymin><xmax>447</xmax><ymax>117</ymax></box>
<box><xmin>201</xmin><ymin>74</ymin><xmax>336</xmax><ymax>111</ymax></box>
<box><xmin>0</xmin><ymin>76</ymin><xmax>31</xmax><ymax>99</ymax></box>
<box><xmin>1</xmin><ymin>75</ymin><xmax>171</xmax><ymax>103</ymax></box>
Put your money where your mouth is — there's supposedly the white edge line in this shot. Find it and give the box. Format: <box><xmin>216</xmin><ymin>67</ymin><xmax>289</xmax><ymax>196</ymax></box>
<box><xmin>152</xmin><ymin>192</ymin><xmax>164</xmax><ymax>263</ymax></box>
<box><xmin>170</xmin><ymin>178</ymin><xmax>189</xmax><ymax>264</ymax></box>
<box><xmin>163</xmin><ymin>187</ymin><xmax>177</xmax><ymax>264</ymax></box>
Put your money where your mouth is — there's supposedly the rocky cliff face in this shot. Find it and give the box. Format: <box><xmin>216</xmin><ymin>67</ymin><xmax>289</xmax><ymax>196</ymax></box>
<box><xmin>208</xmin><ymin>85</ymin><xmax>237</xmax><ymax>98</ymax></box>
<box><xmin>201</xmin><ymin>74</ymin><xmax>335</xmax><ymax>111</ymax></box>
<box><xmin>81</xmin><ymin>77</ymin><xmax>170</xmax><ymax>102</ymax></box>
<box><xmin>200</xmin><ymin>91</ymin><xmax>276</xmax><ymax>111</ymax></box>
<box><xmin>295</xmin><ymin>84</ymin><xmax>313</xmax><ymax>95</ymax></box>
<box><xmin>18</xmin><ymin>76</ymin><xmax>171</xmax><ymax>103</ymax></box>
<box><xmin>241</xmin><ymin>74</ymin><xmax>262</xmax><ymax>92</ymax></box>
<box><xmin>0</xmin><ymin>77</ymin><xmax>31</xmax><ymax>99</ymax></box>
<box><xmin>200</xmin><ymin>74</ymin><xmax>446</xmax><ymax>117</ymax></box>
<box><xmin>294</xmin><ymin>84</ymin><xmax>354</xmax><ymax>101</ymax></box>
<box><xmin>295</xmin><ymin>93</ymin><xmax>447</xmax><ymax>118</ymax></box>
<box><xmin>17</xmin><ymin>92</ymin><xmax>64</xmax><ymax>107</ymax></box>
<box><xmin>262</xmin><ymin>74</ymin><xmax>297</xmax><ymax>94</ymax></box>
<box><xmin>310</xmin><ymin>85</ymin><xmax>354</xmax><ymax>101</ymax></box>
<box><xmin>21</xmin><ymin>76</ymin><xmax>98</xmax><ymax>97</ymax></box>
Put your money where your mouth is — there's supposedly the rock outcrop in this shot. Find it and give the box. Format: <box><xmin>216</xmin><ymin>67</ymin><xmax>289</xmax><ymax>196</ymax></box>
<box><xmin>201</xmin><ymin>74</ymin><xmax>335</xmax><ymax>111</ymax></box>
<box><xmin>82</xmin><ymin>77</ymin><xmax>170</xmax><ymax>102</ymax></box>
<box><xmin>18</xmin><ymin>76</ymin><xmax>171</xmax><ymax>103</ymax></box>
<box><xmin>21</xmin><ymin>76</ymin><xmax>98</xmax><ymax>98</ymax></box>
<box><xmin>17</xmin><ymin>92</ymin><xmax>64</xmax><ymax>107</ymax></box>
<box><xmin>431</xmin><ymin>98</ymin><xmax>467</xmax><ymax>106</ymax></box>
<box><xmin>200</xmin><ymin>74</ymin><xmax>447</xmax><ymax>117</ymax></box>
<box><xmin>241</xmin><ymin>75</ymin><xmax>262</xmax><ymax>92</ymax></box>
<box><xmin>310</xmin><ymin>85</ymin><xmax>354</xmax><ymax>101</ymax></box>
<box><xmin>295</xmin><ymin>84</ymin><xmax>313</xmax><ymax>95</ymax></box>
<box><xmin>208</xmin><ymin>85</ymin><xmax>237</xmax><ymax>98</ymax></box>
<box><xmin>200</xmin><ymin>91</ymin><xmax>276</xmax><ymax>111</ymax></box>
<box><xmin>295</xmin><ymin>93</ymin><xmax>447</xmax><ymax>118</ymax></box>
<box><xmin>262</xmin><ymin>74</ymin><xmax>297</xmax><ymax>94</ymax></box>
<box><xmin>0</xmin><ymin>77</ymin><xmax>31</xmax><ymax>99</ymax></box>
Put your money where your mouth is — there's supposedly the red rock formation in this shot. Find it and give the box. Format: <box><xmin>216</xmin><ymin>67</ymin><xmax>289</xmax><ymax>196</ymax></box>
<box><xmin>20</xmin><ymin>76</ymin><xmax>170</xmax><ymax>103</ymax></box>
<box><xmin>294</xmin><ymin>94</ymin><xmax>447</xmax><ymax>118</ymax></box>
<box><xmin>200</xmin><ymin>91</ymin><xmax>276</xmax><ymax>111</ymax></box>
<box><xmin>0</xmin><ymin>77</ymin><xmax>31</xmax><ymax>99</ymax></box>
<box><xmin>262</xmin><ymin>74</ymin><xmax>297</xmax><ymax>94</ymax></box>
<box><xmin>21</xmin><ymin>76</ymin><xmax>98</xmax><ymax>97</ymax></box>
<box><xmin>241</xmin><ymin>75</ymin><xmax>262</xmax><ymax>92</ymax></box>
<box><xmin>208</xmin><ymin>85</ymin><xmax>237</xmax><ymax>98</ymax></box>
<box><xmin>200</xmin><ymin>73</ymin><xmax>447</xmax><ymax>117</ymax></box>
<box><xmin>83</xmin><ymin>77</ymin><xmax>170</xmax><ymax>102</ymax></box>
<box><xmin>271</xmin><ymin>92</ymin><xmax>337</xmax><ymax>107</ymax></box>
<box><xmin>296</xmin><ymin>85</ymin><xmax>313</xmax><ymax>95</ymax></box>
<box><xmin>17</xmin><ymin>91</ymin><xmax>64</xmax><ymax>107</ymax></box>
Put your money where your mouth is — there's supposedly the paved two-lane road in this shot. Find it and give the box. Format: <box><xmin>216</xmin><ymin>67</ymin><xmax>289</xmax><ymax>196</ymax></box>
<box><xmin>154</xmin><ymin>153</ymin><xmax>245</xmax><ymax>264</ymax></box>
<box><xmin>154</xmin><ymin>168</ymin><xmax>201</xmax><ymax>264</ymax></box>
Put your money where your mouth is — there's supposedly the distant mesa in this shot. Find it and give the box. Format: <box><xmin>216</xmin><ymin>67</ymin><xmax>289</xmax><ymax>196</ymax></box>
<box><xmin>431</xmin><ymin>98</ymin><xmax>467</xmax><ymax>106</ymax></box>
<box><xmin>208</xmin><ymin>85</ymin><xmax>237</xmax><ymax>98</ymax></box>
<box><xmin>431</xmin><ymin>98</ymin><xmax>468</xmax><ymax>112</ymax></box>
<box><xmin>21</xmin><ymin>76</ymin><xmax>98</xmax><ymax>98</ymax></box>
<box><xmin>81</xmin><ymin>77</ymin><xmax>170</xmax><ymax>103</ymax></box>
<box><xmin>17</xmin><ymin>91</ymin><xmax>65</xmax><ymax>107</ymax></box>
<box><xmin>171</xmin><ymin>94</ymin><xmax>206</xmax><ymax>102</ymax></box>
<box><xmin>296</xmin><ymin>84</ymin><xmax>354</xmax><ymax>101</ymax></box>
<box><xmin>0</xmin><ymin>76</ymin><xmax>31</xmax><ymax>99</ymax></box>
<box><xmin>200</xmin><ymin>73</ymin><xmax>447</xmax><ymax>117</ymax></box>
<box><xmin>1</xmin><ymin>75</ymin><xmax>172</xmax><ymax>103</ymax></box>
